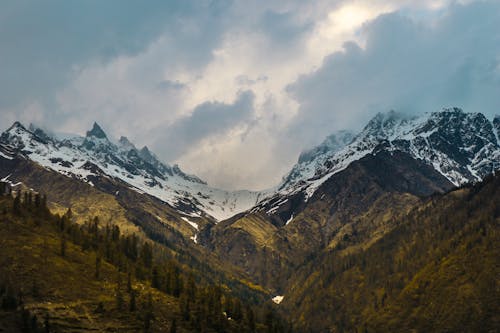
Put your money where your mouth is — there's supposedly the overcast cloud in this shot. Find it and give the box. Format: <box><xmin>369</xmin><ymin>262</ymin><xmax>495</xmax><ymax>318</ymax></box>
<box><xmin>0</xmin><ymin>0</ymin><xmax>498</xmax><ymax>190</ymax></box>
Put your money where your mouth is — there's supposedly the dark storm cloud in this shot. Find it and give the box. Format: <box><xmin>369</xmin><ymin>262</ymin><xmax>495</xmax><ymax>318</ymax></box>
<box><xmin>0</xmin><ymin>0</ymin><xmax>229</xmax><ymax>109</ymax></box>
<box><xmin>287</xmin><ymin>1</ymin><xmax>500</xmax><ymax>147</ymax></box>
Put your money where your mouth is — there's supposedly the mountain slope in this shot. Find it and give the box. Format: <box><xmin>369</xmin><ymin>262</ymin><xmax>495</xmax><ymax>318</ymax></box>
<box><xmin>0</xmin><ymin>140</ymin><xmax>283</xmax><ymax>312</ymax></box>
<box><xmin>208</xmin><ymin>150</ymin><xmax>455</xmax><ymax>290</ymax></box>
<box><xmin>0</xmin><ymin>122</ymin><xmax>268</xmax><ymax>221</ymax></box>
<box><xmin>0</xmin><ymin>195</ymin><xmax>287</xmax><ymax>333</ymax></box>
<box><xmin>283</xmin><ymin>173</ymin><xmax>500</xmax><ymax>332</ymax></box>
<box><xmin>259</xmin><ymin>108</ymin><xmax>500</xmax><ymax>216</ymax></box>
<box><xmin>208</xmin><ymin>108</ymin><xmax>498</xmax><ymax>291</ymax></box>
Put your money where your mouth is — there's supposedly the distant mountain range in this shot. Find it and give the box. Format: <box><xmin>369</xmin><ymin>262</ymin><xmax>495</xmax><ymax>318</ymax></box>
<box><xmin>0</xmin><ymin>121</ymin><xmax>267</xmax><ymax>221</ymax></box>
<box><xmin>1</xmin><ymin>108</ymin><xmax>498</xmax><ymax>223</ymax></box>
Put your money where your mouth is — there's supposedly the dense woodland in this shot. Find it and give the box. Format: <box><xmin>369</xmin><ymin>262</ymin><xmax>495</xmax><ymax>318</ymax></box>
<box><xmin>0</xmin><ymin>191</ymin><xmax>290</xmax><ymax>332</ymax></box>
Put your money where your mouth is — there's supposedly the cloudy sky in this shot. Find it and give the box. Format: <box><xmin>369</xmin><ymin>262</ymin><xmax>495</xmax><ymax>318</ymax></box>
<box><xmin>1</xmin><ymin>0</ymin><xmax>499</xmax><ymax>190</ymax></box>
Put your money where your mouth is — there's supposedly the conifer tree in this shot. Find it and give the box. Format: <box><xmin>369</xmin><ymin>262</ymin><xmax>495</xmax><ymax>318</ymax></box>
<box><xmin>13</xmin><ymin>194</ymin><xmax>21</xmax><ymax>215</ymax></box>
<box><xmin>143</xmin><ymin>292</ymin><xmax>154</xmax><ymax>332</ymax></box>
<box><xmin>245</xmin><ymin>305</ymin><xmax>256</xmax><ymax>332</ymax></box>
<box><xmin>44</xmin><ymin>314</ymin><xmax>50</xmax><ymax>333</ymax></box>
<box><xmin>60</xmin><ymin>234</ymin><xmax>67</xmax><ymax>257</ymax></box>
<box><xmin>95</xmin><ymin>254</ymin><xmax>101</xmax><ymax>279</ymax></box>
<box><xmin>127</xmin><ymin>272</ymin><xmax>132</xmax><ymax>293</ymax></box>
<box><xmin>129</xmin><ymin>290</ymin><xmax>137</xmax><ymax>312</ymax></box>
<box><xmin>141</xmin><ymin>242</ymin><xmax>153</xmax><ymax>269</ymax></box>
<box><xmin>116</xmin><ymin>275</ymin><xmax>124</xmax><ymax>310</ymax></box>
<box><xmin>170</xmin><ymin>318</ymin><xmax>177</xmax><ymax>333</ymax></box>
<box><xmin>151</xmin><ymin>267</ymin><xmax>160</xmax><ymax>289</ymax></box>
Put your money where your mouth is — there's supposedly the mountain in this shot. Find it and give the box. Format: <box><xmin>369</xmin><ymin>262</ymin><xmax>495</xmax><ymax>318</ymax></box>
<box><xmin>284</xmin><ymin>172</ymin><xmax>500</xmax><ymax>332</ymax></box>
<box><xmin>0</xmin><ymin>122</ymin><xmax>267</xmax><ymax>222</ymax></box>
<box><xmin>0</xmin><ymin>194</ymin><xmax>286</xmax><ymax>333</ymax></box>
<box><xmin>0</xmin><ymin>108</ymin><xmax>498</xmax><ymax>332</ymax></box>
<box><xmin>256</xmin><ymin>108</ymin><xmax>500</xmax><ymax>220</ymax></box>
<box><xmin>207</xmin><ymin>108</ymin><xmax>499</xmax><ymax>290</ymax></box>
<box><xmin>1</xmin><ymin>108</ymin><xmax>497</xmax><ymax>224</ymax></box>
<box><xmin>208</xmin><ymin>150</ymin><xmax>455</xmax><ymax>289</ymax></box>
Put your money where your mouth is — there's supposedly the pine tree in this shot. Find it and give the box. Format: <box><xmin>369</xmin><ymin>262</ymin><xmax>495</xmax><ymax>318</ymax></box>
<box><xmin>13</xmin><ymin>194</ymin><xmax>21</xmax><ymax>215</ymax></box>
<box><xmin>60</xmin><ymin>234</ymin><xmax>67</xmax><ymax>257</ymax></box>
<box><xmin>116</xmin><ymin>275</ymin><xmax>124</xmax><ymax>310</ymax></box>
<box><xmin>170</xmin><ymin>318</ymin><xmax>177</xmax><ymax>333</ymax></box>
<box><xmin>170</xmin><ymin>265</ymin><xmax>182</xmax><ymax>297</ymax></box>
<box><xmin>44</xmin><ymin>314</ymin><xmax>50</xmax><ymax>333</ymax></box>
<box><xmin>127</xmin><ymin>272</ymin><xmax>133</xmax><ymax>293</ymax></box>
<box><xmin>30</xmin><ymin>314</ymin><xmax>38</xmax><ymax>332</ymax></box>
<box><xmin>245</xmin><ymin>305</ymin><xmax>256</xmax><ymax>332</ymax></box>
<box><xmin>179</xmin><ymin>294</ymin><xmax>190</xmax><ymax>321</ymax></box>
<box><xmin>232</xmin><ymin>298</ymin><xmax>243</xmax><ymax>321</ymax></box>
<box><xmin>65</xmin><ymin>207</ymin><xmax>73</xmax><ymax>222</ymax></box>
<box><xmin>95</xmin><ymin>254</ymin><xmax>101</xmax><ymax>279</ymax></box>
<box><xmin>151</xmin><ymin>267</ymin><xmax>160</xmax><ymax>289</ymax></box>
<box><xmin>41</xmin><ymin>195</ymin><xmax>47</xmax><ymax>210</ymax></box>
<box><xmin>186</xmin><ymin>273</ymin><xmax>196</xmax><ymax>299</ymax></box>
<box><xmin>141</xmin><ymin>242</ymin><xmax>153</xmax><ymax>269</ymax></box>
<box><xmin>129</xmin><ymin>290</ymin><xmax>137</xmax><ymax>312</ymax></box>
<box><xmin>143</xmin><ymin>292</ymin><xmax>154</xmax><ymax>332</ymax></box>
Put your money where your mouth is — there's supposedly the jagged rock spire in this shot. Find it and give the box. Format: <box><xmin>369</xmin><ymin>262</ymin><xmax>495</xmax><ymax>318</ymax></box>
<box><xmin>86</xmin><ymin>122</ymin><xmax>107</xmax><ymax>139</ymax></box>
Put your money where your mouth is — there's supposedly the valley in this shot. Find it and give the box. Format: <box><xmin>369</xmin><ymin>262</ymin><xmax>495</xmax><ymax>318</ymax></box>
<box><xmin>1</xmin><ymin>108</ymin><xmax>499</xmax><ymax>332</ymax></box>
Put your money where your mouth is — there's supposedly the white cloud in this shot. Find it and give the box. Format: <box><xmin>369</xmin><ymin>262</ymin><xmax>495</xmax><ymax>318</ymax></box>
<box><xmin>0</xmin><ymin>0</ymin><xmax>496</xmax><ymax>190</ymax></box>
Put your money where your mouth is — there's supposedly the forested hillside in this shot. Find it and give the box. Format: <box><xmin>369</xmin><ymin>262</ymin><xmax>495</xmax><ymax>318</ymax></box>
<box><xmin>283</xmin><ymin>174</ymin><xmax>500</xmax><ymax>332</ymax></box>
<box><xmin>0</xmin><ymin>194</ymin><xmax>289</xmax><ymax>332</ymax></box>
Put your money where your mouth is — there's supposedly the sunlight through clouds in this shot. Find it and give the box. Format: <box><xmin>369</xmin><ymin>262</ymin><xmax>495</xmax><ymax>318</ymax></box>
<box><xmin>0</xmin><ymin>0</ymin><xmax>496</xmax><ymax>190</ymax></box>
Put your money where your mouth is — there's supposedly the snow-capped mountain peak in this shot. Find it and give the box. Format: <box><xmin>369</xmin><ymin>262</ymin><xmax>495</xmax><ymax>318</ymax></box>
<box><xmin>281</xmin><ymin>129</ymin><xmax>355</xmax><ymax>191</ymax></box>
<box><xmin>0</xmin><ymin>121</ymin><xmax>267</xmax><ymax>221</ymax></box>
<box><xmin>298</xmin><ymin>130</ymin><xmax>355</xmax><ymax>164</ymax></box>
<box><xmin>261</xmin><ymin>108</ymin><xmax>500</xmax><ymax>214</ymax></box>
<box><xmin>86</xmin><ymin>122</ymin><xmax>108</xmax><ymax>139</ymax></box>
<box><xmin>118</xmin><ymin>136</ymin><xmax>136</xmax><ymax>152</ymax></box>
<box><xmin>1</xmin><ymin>108</ymin><xmax>498</xmax><ymax>222</ymax></box>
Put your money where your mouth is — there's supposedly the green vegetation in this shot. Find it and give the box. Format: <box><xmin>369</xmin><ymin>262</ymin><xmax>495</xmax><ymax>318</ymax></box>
<box><xmin>0</xmin><ymin>193</ymin><xmax>289</xmax><ymax>332</ymax></box>
<box><xmin>284</xmin><ymin>174</ymin><xmax>500</xmax><ymax>332</ymax></box>
<box><xmin>1</xmin><ymin>164</ymin><xmax>498</xmax><ymax>332</ymax></box>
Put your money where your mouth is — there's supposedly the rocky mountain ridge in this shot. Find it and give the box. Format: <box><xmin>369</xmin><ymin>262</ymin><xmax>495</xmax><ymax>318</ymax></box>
<box><xmin>1</xmin><ymin>108</ymin><xmax>498</xmax><ymax>223</ymax></box>
<box><xmin>256</xmin><ymin>108</ymin><xmax>500</xmax><ymax>218</ymax></box>
<box><xmin>0</xmin><ymin>121</ymin><xmax>267</xmax><ymax>221</ymax></box>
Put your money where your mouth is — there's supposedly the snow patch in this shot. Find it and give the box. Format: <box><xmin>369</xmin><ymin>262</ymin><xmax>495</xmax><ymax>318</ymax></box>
<box><xmin>190</xmin><ymin>234</ymin><xmax>198</xmax><ymax>244</ymax></box>
<box><xmin>272</xmin><ymin>295</ymin><xmax>284</xmax><ymax>304</ymax></box>
<box><xmin>181</xmin><ymin>217</ymin><xmax>199</xmax><ymax>230</ymax></box>
<box><xmin>0</xmin><ymin>151</ymin><xmax>13</xmax><ymax>160</ymax></box>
